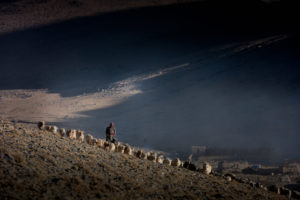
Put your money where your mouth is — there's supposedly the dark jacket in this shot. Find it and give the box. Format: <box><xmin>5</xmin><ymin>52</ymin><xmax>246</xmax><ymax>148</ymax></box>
<box><xmin>106</xmin><ymin>127</ymin><xmax>116</xmax><ymax>137</ymax></box>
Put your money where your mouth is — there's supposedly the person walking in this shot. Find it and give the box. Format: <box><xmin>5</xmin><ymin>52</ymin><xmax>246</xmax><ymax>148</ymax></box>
<box><xmin>106</xmin><ymin>122</ymin><xmax>116</xmax><ymax>143</ymax></box>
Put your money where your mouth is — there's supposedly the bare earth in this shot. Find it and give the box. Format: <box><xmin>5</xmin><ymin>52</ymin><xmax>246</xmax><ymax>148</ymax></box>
<box><xmin>0</xmin><ymin>120</ymin><xmax>289</xmax><ymax>199</ymax></box>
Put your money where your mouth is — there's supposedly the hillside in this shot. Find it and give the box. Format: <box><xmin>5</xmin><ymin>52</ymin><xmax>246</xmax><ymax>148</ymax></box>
<box><xmin>0</xmin><ymin>0</ymin><xmax>197</xmax><ymax>35</ymax></box>
<box><xmin>0</xmin><ymin>120</ymin><xmax>293</xmax><ymax>199</ymax></box>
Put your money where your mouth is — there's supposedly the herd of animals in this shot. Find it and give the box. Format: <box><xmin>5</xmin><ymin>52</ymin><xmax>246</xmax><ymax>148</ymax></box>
<box><xmin>37</xmin><ymin>121</ymin><xmax>300</xmax><ymax>199</ymax></box>
<box><xmin>37</xmin><ymin>121</ymin><xmax>210</xmax><ymax>173</ymax></box>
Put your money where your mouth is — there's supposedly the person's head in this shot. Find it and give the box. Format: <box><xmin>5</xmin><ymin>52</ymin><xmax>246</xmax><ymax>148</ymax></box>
<box><xmin>110</xmin><ymin>122</ymin><xmax>114</xmax><ymax>127</ymax></box>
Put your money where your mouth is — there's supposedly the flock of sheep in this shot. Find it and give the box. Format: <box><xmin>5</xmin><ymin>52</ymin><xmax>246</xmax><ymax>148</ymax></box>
<box><xmin>36</xmin><ymin>121</ymin><xmax>300</xmax><ymax>199</ymax></box>
<box><xmin>38</xmin><ymin>121</ymin><xmax>212</xmax><ymax>175</ymax></box>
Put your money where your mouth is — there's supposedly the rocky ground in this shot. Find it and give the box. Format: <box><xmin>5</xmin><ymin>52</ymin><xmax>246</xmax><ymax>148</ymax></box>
<box><xmin>0</xmin><ymin>120</ymin><xmax>291</xmax><ymax>199</ymax></box>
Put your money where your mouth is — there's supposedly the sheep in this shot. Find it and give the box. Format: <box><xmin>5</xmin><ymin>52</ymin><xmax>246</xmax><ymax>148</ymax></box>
<box><xmin>50</xmin><ymin>126</ymin><xmax>58</xmax><ymax>134</ymax></box>
<box><xmin>86</xmin><ymin>134</ymin><xmax>93</xmax><ymax>144</ymax></box>
<box><xmin>132</xmin><ymin>149</ymin><xmax>138</xmax><ymax>157</ymax></box>
<box><xmin>147</xmin><ymin>152</ymin><xmax>157</xmax><ymax>162</ymax></box>
<box><xmin>109</xmin><ymin>142</ymin><xmax>116</xmax><ymax>152</ymax></box>
<box><xmin>183</xmin><ymin>161</ymin><xmax>197</xmax><ymax>171</ymax></box>
<box><xmin>171</xmin><ymin>158</ymin><xmax>181</xmax><ymax>167</ymax></box>
<box><xmin>117</xmin><ymin>145</ymin><xmax>125</xmax><ymax>153</ymax></box>
<box><xmin>114</xmin><ymin>142</ymin><xmax>120</xmax><ymax>151</ymax></box>
<box><xmin>203</xmin><ymin>162</ymin><xmax>212</xmax><ymax>175</ymax></box>
<box><xmin>140</xmin><ymin>151</ymin><xmax>148</xmax><ymax>160</ymax></box>
<box><xmin>163</xmin><ymin>158</ymin><xmax>172</xmax><ymax>166</ymax></box>
<box><xmin>156</xmin><ymin>155</ymin><xmax>164</xmax><ymax>164</ymax></box>
<box><xmin>38</xmin><ymin>121</ymin><xmax>45</xmax><ymax>130</ymax></box>
<box><xmin>66</xmin><ymin>129</ymin><xmax>76</xmax><ymax>139</ymax></box>
<box><xmin>136</xmin><ymin>150</ymin><xmax>143</xmax><ymax>158</ymax></box>
<box><xmin>104</xmin><ymin>141</ymin><xmax>110</xmax><ymax>151</ymax></box>
<box><xmin>45</xmin><ymin>125</ymin><xmax>51</xmax><ymax>131</ymax></box>
<box><xmin>96</xmin><ymin>139</ymin><xmax>104</xmax><ymax>148</ymax></box>
<box><xmin>59</xmin><ymin>128</ymin><xmax>66</xmax><ymax>137</ymax></box>
<box><xmin>91</xmin><ymin>138</ymin><xmax>98</xmax><ymax>146</ymax></box>
<box><xmin>124</xmin><ymin>145</ymin><xmax>133</xmax><ymax>155</ymax></box>
<box><xmin>115</xmin><ymin>142</ymin><xmax>121</xmax><ymax>147</ymax></box>
<box><xmin>76</xmin><ymin>130</ymin><xmax>84</xmax><ymax>142</ymax></box>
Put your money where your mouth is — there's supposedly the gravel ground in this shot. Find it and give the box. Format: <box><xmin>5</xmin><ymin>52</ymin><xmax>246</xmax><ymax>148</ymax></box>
<box><xmin>0</xmin><ymin>120</ymin><xmax>288</xmax><ymax>200</ymax></box>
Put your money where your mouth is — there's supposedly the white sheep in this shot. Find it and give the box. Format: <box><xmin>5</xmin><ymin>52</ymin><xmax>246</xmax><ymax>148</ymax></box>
<box><xmin>203</xmin><ymin>162</ymin><xmax>212</xmax><ymax>175</ymax></box>
<box><xmin>147</xmin><ymin>152</ymin><xmax>157</xmax><ymax>162</ymax></box>
<box><xmin>117</xmin><ymin>145</ymin><xmax>125</xmax><ymax>153</ymax></box>
<box><xmin>86</xmin><ymin>134</ymin><xmax>93</xmax><ymax>144</ymax></box>
<box><xmin>171</xmin><ymin>158</ymin><xmax>181</xmax><ymax>167</ymax></box>
<box><xmin>163</xmin><ymin>158</ymin><xmax>172</xmax><ymax>166</ymax></box>
<box><xmin>115</xmin><ymin>142</ymin><xmax>121</xmax><ymax>147</ymax></box>
<box><xmin>76</xmin><ymin>130</ymin><xmax>84</xmax><ymax>142</ymax></box>
<box><xmin>59</xmin><ymin>128</ymin><xmax>66</xmax><ymax>137</ymax></box>
<box><xmin>156</xmin><ymin>155</ymin><xmax>164</xmax><ymax>164</ymax></box>
<box><xmin>96</xmin><ymin>139</ymin><xmax>104</xmax><ymax>148</ymax></box>
<box><xmin>50</xmin><ymin>126</ymin><xmax>58</xmax><ymax>134</ymax></box>
<box><xmin>124</xmin><ymin>145</ymin><xmax>133</xmax><ymax>155</ymax></box>
<box><xmin>66</xmin><ymin>129</ymin><xmax>76</xmax><ymax>139</ymax></box>
<box><xmin>109</xmin><ymin>142</ymin><xmax>115</xmax><ymax>152</ymax></box>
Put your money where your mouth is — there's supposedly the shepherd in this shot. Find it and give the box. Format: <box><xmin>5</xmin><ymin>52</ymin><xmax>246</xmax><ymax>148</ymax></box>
<box><xmin>106</xmin><ymin>122</ymin><xmax>116</xmax><ymax>143</ymax></box>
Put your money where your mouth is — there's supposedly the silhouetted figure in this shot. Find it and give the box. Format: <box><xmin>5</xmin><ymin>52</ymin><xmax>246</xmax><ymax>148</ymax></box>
<box><xmin>106</xmin><ymin>122</ymin><xmax>116</xmax><ymax>143</ymax></box>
